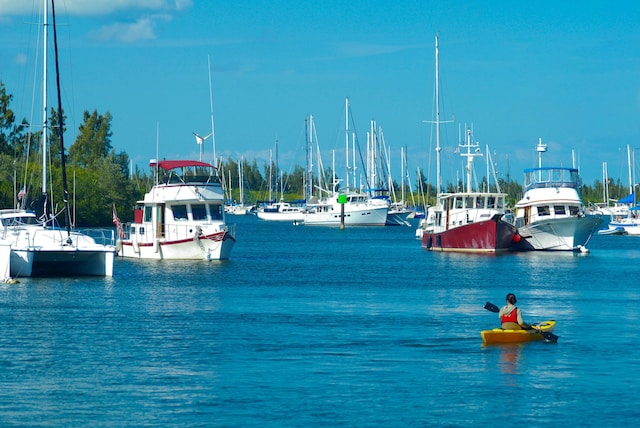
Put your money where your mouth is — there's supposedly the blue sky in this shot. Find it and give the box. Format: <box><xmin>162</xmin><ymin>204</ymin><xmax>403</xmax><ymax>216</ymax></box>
<box><xmin>1</xmin><ymin>0</ymin><xmax>640</xmax><ymax>189</ymax></box>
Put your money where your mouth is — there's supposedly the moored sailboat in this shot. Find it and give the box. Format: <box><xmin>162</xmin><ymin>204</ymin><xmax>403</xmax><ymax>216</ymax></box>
<box><xmin>1</xmin><ymin>0</ymin><xmax>115</xmax><ymax>277</ymax></box>
<box><xmin>598</xmin><ymin>144</ymin><xmax>640</xmax><ymax>235</ymax></box>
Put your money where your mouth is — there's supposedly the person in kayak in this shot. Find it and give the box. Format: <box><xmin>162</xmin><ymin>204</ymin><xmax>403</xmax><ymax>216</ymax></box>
<box><xmin>499</xmin><ymin>293</ymin><xmax>530</xmax><ymax>330</ymax></box>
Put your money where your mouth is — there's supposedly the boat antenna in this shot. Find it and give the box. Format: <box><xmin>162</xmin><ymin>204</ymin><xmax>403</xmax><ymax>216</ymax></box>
<box><xmin>155</xmin><ymin>121</ymin><xmax>159</xmax><ymax>186</ymax></box>
<box><xmin>435</xmin><ymin>35</ymin><xmax>441</xmax><ymax>196</ymax></box>
<box><xmin>208</xmin><ymin>54</ymin><xmax>216</xmax><ymax>166</ymax></box>
<box><xmin>51</xmin><ymin>0</ymin><xmax>73</xmax><ymax>243</ymax></box>
<box><xmin>536</xmin><ymin>137</ymin><xmax>547</xmax><ymax>181</ymax></box>
<box><xmin>423</xmin><ymin>34</ymin><xmax>453</xmax><ymax>197</ymax></box>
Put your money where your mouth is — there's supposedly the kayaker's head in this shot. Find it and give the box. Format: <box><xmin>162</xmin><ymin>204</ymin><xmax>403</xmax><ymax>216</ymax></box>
<box><xmin>506</xmin><ymin>293</ymin><xmax>517</xmax><ymax>305</ymax></box>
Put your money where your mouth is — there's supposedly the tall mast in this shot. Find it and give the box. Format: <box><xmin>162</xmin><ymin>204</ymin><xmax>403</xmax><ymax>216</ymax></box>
<box><xmin>345</xmin><ymin>97</ymin><xmax>350</xmax><ymax>188</ymax></box>
<box><xmin>51</xmin><ymin>0</ymin><xmax>72</xmax><ymax>238</ymax></box>
<box><xmin>435</xmin><ymin>34</ymin><xmax>441</xmax><ymax>196</ymax></box>
<box><xmin>42</xmin><ymin>0</ymin><xmax>48</xmax><ymax>205</ymax></box>
<box><xmin>207</xmin><ymin>54</ymin><xmax>216</xmax><ymax>165</ymax></box>
<box><xmin>268</xmin><ymin>149</ymin><xmax>272</xmax><ymax>202</ymax></box>
<box><xmin>275</xmin><ymin>137</ymin><xmax>279</xmax><ymax>201</ymax></box>
<box><xmin>305</xmin><ymin>116</ymin><xmax>314</xmax><ymax>201</ymax></box>
<box><xmin>238</xmin><ymin>158</ymin><xmax>244</xmax><ymax>204</ymax></box>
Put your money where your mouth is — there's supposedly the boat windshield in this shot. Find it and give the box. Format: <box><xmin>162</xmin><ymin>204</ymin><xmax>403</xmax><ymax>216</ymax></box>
<box><xmin>161</xmin><ymin>165</ymin><xmax>221</xmax><ymax>185</ymax></box>
<box><xmin>523</xmin><ymin>167</ymin><xmax>579</xmax><ymax>190</ymax></box>
<box><xmin>1</xmin><ymin>215</ymin><xmax>40</xmax><ymax>226</ymax></box>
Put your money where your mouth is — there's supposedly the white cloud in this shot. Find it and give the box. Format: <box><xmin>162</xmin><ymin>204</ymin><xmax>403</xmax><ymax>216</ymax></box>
<box><xmin>13</xmin><ymin>53</ymin><xmax>28</xmax><ymax>64</ymax></box>
<box><xmin>89</xmin><ymin>17</ymin><xmax>158</xmax><ymax>43</ymax></box>
<box><xmin>0</xmin><ymin>0</ymin><xmax>193</xmax><ymax>16</ymax></box>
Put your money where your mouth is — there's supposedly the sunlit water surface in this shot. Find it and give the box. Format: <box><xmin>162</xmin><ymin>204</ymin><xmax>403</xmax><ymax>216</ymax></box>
<box><xmin>1</xmin><ymin>216</ymin><xmax>638</xmax><ymax>426</ymax></box>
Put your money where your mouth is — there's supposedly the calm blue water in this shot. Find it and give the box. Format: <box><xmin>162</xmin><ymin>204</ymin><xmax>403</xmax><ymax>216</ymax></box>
<box><xmin>1</xmin><ymin>216</ymin><xmax>638</xmax><ymax>427</ymax></box>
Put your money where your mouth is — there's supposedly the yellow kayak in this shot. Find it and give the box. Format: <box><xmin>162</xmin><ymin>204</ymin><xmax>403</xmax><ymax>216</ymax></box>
<box><xmin>481</xmin><ymin>320</ymin><xmax>557</xmax><ymax>344</ymax></box>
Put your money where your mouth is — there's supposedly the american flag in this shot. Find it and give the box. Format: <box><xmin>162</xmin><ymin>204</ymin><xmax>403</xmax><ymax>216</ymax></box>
<box><xmin>112</xmin><ymin>204</ymin><xmax>125</xmax><ymax>238</ymax></box>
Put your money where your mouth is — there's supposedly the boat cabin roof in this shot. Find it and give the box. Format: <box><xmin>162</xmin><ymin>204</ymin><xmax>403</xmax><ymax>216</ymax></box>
<box><xmin>523</xmin><ymin>167</ymin><xmax>579</xmax><ymax>190</ymax></box>
<box><xmin>150</xmin><ymin>160</ymin><xmax>216</xmax><ymax>170</ymax></box>
<box><xmin>149</xmin><ymin>159</ymin><xmax>220</xmax><ymax>185</ymax></box>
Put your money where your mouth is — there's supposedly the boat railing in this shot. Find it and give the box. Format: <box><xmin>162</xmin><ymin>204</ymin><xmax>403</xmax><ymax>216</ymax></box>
<box><xmin>81</xmin><ymin>228</ymin><xmax>117</xmax><ymax>247</ymax></box>
<box><xmin>5</xmin><ymin>227</ymin><xmax>117</xmax><ymax>248</ymax></box>
<box><xmin>122</xmin><ymin>220</ymin><xmax>234</xmax><ymax>242</ymax></box>
<box><xmin>445</xmin><ymin>207</ymin><xmax>500</xmax><ymax>227</ymax></box>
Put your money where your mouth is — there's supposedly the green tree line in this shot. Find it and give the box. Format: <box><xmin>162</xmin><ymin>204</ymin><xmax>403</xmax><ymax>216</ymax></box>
<box><xmin>0</xmin><ymin>81</ymin><xmax>630</xmax><ymax>227</ymax></box>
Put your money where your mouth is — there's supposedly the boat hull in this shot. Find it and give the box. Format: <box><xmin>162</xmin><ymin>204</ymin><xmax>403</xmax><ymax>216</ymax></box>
<box><xmin>303</xmin><ymin>205</ymin><xmax>388</xmax><ymax>226</ymax></box>
<box><xmin>2</xmin><ymin>219</ymin><xmax>116</xmax><ymax>277</ymax></box>
<box><xmin>421</xmin><ymin>215</ymin><xmax>516</xmax><ymax>253</ymax></box>
<box><xmin>0</xmin><ymin>241</ymin><xmax>12</xmax><ymax>280</ymax></box>
<box><xmin>29</xmin><ymin>247</ymin><xmax>115</xmax><ymax>277</ymax></box>
<box><xmin>257</xmin><ymin>211</ymin><xmax>305</xmax><ymax>222</ymax></box>
<box><xmin>513</xmin><ymin>215</ymin><xmax>602</xmax><ymax>251</ymax></box>
<box><xmin>602</xmin><ymin>217</ymin><xmax>640</xmax><ymax>235</ymax></box>
<box><xmin>481</xmin><ymin>320</ymin><xmax>556</xmax><ymax>344</ymax></box>
<box><xmin>119</xmin><ymin>230</ymin><xmax>235</xmax><ymax>261</ymax></box>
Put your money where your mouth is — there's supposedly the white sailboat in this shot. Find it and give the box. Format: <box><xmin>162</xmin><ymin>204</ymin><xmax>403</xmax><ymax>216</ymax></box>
<box><xmin>226</xmin><ymin>157</ymin><xmax>255</xmax><ymax>215</ymax></box>
<box><xmin>0</xmin><ymin>0</ymin><xmax>115</xmax><ymax>277</ymax></box>
<box><xmin>599</xmin><ymin>144</ymin><xmax>640</xmax><ymax>235</ymax></box>
<box><xmin>301</xmin><ymin>113</ymin><xmax>388</xmax><ymax>227</ymax></box>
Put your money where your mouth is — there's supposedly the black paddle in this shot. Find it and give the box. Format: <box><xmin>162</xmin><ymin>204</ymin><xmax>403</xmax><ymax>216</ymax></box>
<box><xmin>483</xmin><ymin>301</ymin><xmax>559</xmax><ymax>343</ymax></box>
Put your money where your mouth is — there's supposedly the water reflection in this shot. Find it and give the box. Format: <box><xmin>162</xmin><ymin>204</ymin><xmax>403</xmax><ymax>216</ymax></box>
<box><xmin>498</xmin><ymin>344</ymin><xmax>524</xmax><ymax>377</ymax></box>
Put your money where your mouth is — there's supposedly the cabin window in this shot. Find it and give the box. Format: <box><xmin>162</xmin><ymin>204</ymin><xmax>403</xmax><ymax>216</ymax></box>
<box><xmin>476</xmin><ymin>196</ymin><xmax>485</xmax><ymax>208</ymax></box>
<box><xmin>537</xmin><ymin>206</ymin><xmax>550</xmax><ymax>216</ymax></box>
<box><xmin>487</xmin><ymin>197</ymin><xmax>495</xmax><ymax>209</ymax></box>
<box><xmin>211</xmin><ymin>204</ymin><xmax>223</xmax><ymax>220</ymax></box>
<box><xmin>569</xmin><ymin>206</ymin><xmax>580</xmax><ymax>216</ymax></box>
<box><xmin>554</xmin><ymin>205</ymin><xmax>566</xmax><ymax>215</ymax></box>
<box><xmin>143</xmin><ymin>207</ymin><xmax>152</xmax><ymax>222</ymax></box>
<box><xmin>496</xmin><ymin>197</ymin><xmax>504</xmax><ymax>209</ymax></box>
<box><xmin>139</xmin><ymin>227</ymin><xmax>145</xmax><ymax>235</ymax></box>
<box><xmin>455</xmin><ymin>198</ymin><xmax>463</xmax><ymax>209</ymax></box>
<box><xmin>465</xmin><ymin>197</ymin><xmax>474</xmax><ymax>209</ymax></box>
<box><xmin>173</xmin><ymin>205</ymin><xmax>188</xmax><ymax>221</ymax></box>
<box><xmin>192</xmin><ymin>204</ymin><xmax>207</xmax><ymax>220</ymax></box>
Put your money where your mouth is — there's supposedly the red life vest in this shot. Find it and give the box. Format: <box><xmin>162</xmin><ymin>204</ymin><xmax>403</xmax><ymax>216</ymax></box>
<box><xmin>501</xmin><ymin>307</ymin><xmax>518</xmax><ymax>323</ymax></box>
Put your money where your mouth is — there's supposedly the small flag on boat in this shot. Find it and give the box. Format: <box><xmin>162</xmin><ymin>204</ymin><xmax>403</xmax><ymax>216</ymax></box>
<box><xmin>112</xmin><ymin>204</ymin><xmax>125</xmax><ymax>238</ymax></box>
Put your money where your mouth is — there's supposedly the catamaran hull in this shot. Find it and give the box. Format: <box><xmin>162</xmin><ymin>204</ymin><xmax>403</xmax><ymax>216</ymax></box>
<box><xmin>119</xmin><ymin>231</ymin><xmax>235</xmax><ymax>261</ymax></box>
<box><xmin>0</xmin><ymin>242</ymin><xmax>13</xmax><ymax>280</ymax></box>
<box><xmin>513</xmin><ymin>216</ymin><xmax>602</xmax><ymax>251</ymax></box>
<box><xmin>421</xmin><ymin>217</ymin><xmax>516</xmax><ymax>253</ymax></box>
<box><xmin>29</xmin><ymin>249</ymin><xmax>115</xmax><ymax>277</ymax></box>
